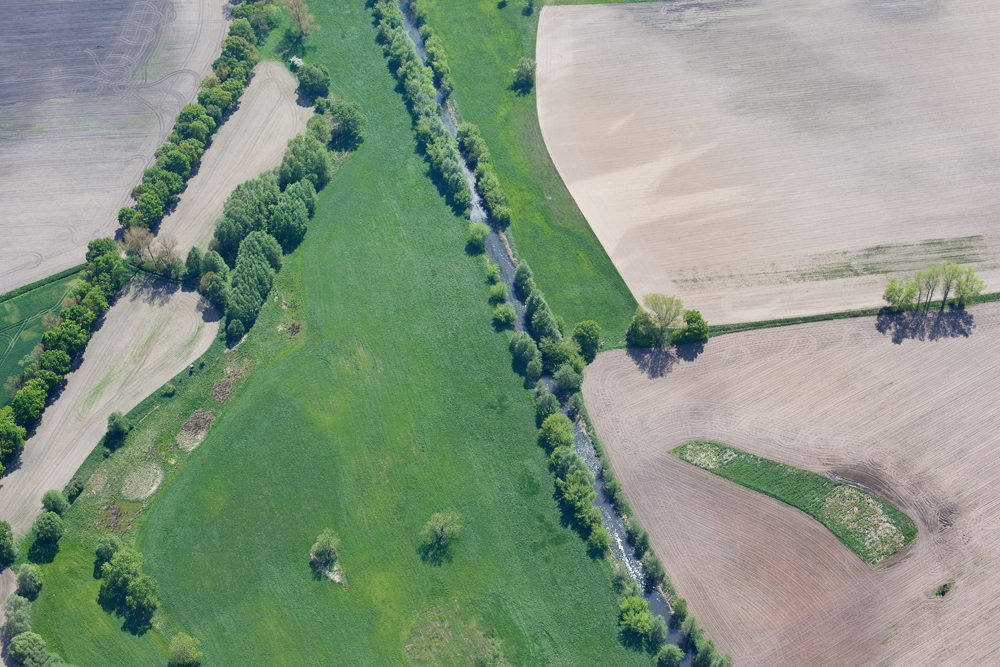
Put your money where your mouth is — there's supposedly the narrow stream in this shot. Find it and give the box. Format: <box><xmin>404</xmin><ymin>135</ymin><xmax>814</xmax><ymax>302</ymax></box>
<box><xmin>397</xmin><ymin>3</ymin><xmax>691</xmax><ymax>662</ymax></box>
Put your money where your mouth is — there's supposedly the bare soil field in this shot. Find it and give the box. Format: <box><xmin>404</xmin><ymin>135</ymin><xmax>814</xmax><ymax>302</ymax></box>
<box><xmin>0</xmin><ymin>0</ymin><xmax>228</xmax><ymax>293</ymax></box>
<box><xmin>537</xmin><ymin>0</ymin><xmax>1000</xmax><ymax>323</ymax></box>
<box><xmin>0</xmin><ymin>278</ymin><xmax>218</xmax><ymax>535</ymax></box>
<box><xmin>583</xmin><ymin>302</ymin><xmax>1000</xmax><ymax>666</ymax></box>
<box><xmin>158</xmin><ymin>61</ymin><xmax>313</xmax><ymax>253</ymax></box>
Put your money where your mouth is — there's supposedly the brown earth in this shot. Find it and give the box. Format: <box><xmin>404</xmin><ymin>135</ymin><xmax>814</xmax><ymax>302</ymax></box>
<box><xmin>157</xmin><ymin>61</ymin><xmax>313</xmax><ymax>254</ymax></box>
<box><xmin>0</xmin><ymin>0</ymin><xmax>229</xmax><ymax>293</ymax></box>
<box><xmin>583</xmin><ymin>302</ymin><xmax>1000</xmax><ymax>666</ymax></box>
<box><xmin>537</xmin><ymin>0</ymin><xmax>1000</xmax><ymax>323</ymax></box>
<box><xmin>0</xmin><ymin>278</ymin><xmax>218</xmax><ymax>535</ymax></box>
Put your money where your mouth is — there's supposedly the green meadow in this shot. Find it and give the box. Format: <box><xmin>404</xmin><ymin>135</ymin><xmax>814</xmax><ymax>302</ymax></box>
<box><xmin>416</xmin><ymin>0</ymin><xmax>637</xmax><ymax>344</ymax></box>
<box><xmin>29</xmin><ymin>2</ymin><xmax>653</xmax><ymax>665</ymax></box>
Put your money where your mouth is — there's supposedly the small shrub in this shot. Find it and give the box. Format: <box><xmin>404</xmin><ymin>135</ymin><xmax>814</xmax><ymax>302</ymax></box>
<box><xmin>619</xmin><ymin>596</ymin><xmax>652</xmax><ymax>639</ymax></box>
<box><xmin>538</xmin><ymin>413</ymin><xmax>574</xmax><ymax>453</ymax></box>
<box><xmin>671</xmin><ymin>597</ymin><xmax>688</xmax><ymax>623</ymax></box>
<box><xmin>328</xmin><ymin>100</ymin><xmax>367</xmax><ymax>148</ymax></box>
<box><xmin>162</xmin><ymin>382</ymin><xmax>176</xmax><ymax>397</ymax></box>
<box><xmin>535</xmin><ymin>392</ymin><xmax>559</xmax><ymax>426</ymax></box>
<box><xmin>311</xmin><ymin>528</ymin><xmax>340</xmax><ymax>566</ymax></box>
<box><xmin>673</xmin><ymin>310</ymin><xmax>709</xmax><ymax>344</ymax></box>
<box><xmin>566</xmin><ymin>392</ymin><xmax>585</xmax><ymax>420</ymax></box>
<box><xmin>297</xmin><ymin>63</ymin><xmax>331</xmax><ymax>100</ymax></box>
<box><xmin>96</xmin><ymin>533</ymin><xmax>123</xmax><ymax>564</ymax></box>
<box><xmin>16</xmin><ymin>564</ymin><xmax>42</xmax><ymax>599</ymax></box>
<box><xmin>647</xmin><ymin>614</ymin><xmax>668</xmax><ymax>647</ymax></box>
<box><xmin>170</xmin><ymin>632</ymin><xmax>203</xmax><ymax>666</ymax></box>
<box><xmin>525</xmin><ymin>357</ymin><xmax>542</xmax><ymax>382</ymax></box>
<box><xmin>485</xmin><ymin>259</ymin><xmax>500</xmax><ymax>284</ymax></box>
<box><xmin>513</xmin><ymin>261</ymin><xmax>535</xmax><ymax>300</ymax></box>
<box><xmin>488</xmin><ymin>282</ymin><xmax>508</xmax><ymax>305</ymax></box>
<box><xmin>106</xmin><ymin>411</ymin><xmax>131</xmax><ymax>447</ymax></box>
<box><xmin>41</xmin><ymin>490</ymin><xmax>68</xmax><ymax>516</ymax></box>
<box><xmin>553</xmin><ymin>364</ymin><xmax>582</xmax><ymax>395</ymax></box>
<box><xmin>32</xmin><ymin>512</ymin><xmax>63</xmax><ymax>543</ymax></box>
<box><xmin>573</xmin><ymin>320</ymin><xmax>601</xmax><ymax>361</ymax></box>
<box><xmin>227</xmin><ymin>319</ymin><xmax>245</xmax><ymax>345</ymax></box>
<box><xmin>642</xmin><ymin>552</ymin><xmax>667</xmax><ymax>589</ymax></box>
<box><xmin>307</xmin><ymin>114</ymin><xmax>332</xmax><ymax>145</ymax></box>
<box><xmin>466</xmin><ymin>222</ymin><xmax>490</xmax><ymax>254</ymax></box>
<box><xmin>657</xmin><ymin>644</ymin><xmax>684</xmax><ymax>667</ymax></box>
<box><xmin>513</xmin><ymin>56</ymin><xmax>536</xmax><ymax>92</ymax></box>
<box><xmin>9</xmin><ymin>632</ymin><xmax>47</xmax><ymax>665</ymax></box>
<box><xmin>422</xmin><ymin>510</ymin><xmax>462</xmax><ymax>547</ymax></box>
<box><xmin>493</xmin><ymin>303</ymin><xmax>516</xmax><ymax>328</ymax></box>
<box><xmin>588</xmin><ymin>525</ymin><xmax>610</xmax><ymax>553</ymax></box>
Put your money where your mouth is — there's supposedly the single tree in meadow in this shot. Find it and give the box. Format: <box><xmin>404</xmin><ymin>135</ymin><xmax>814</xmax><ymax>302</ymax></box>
<box><xmin>422</xmin><ymin>510</ymin><xmax>462</xmax><ymax>548</ymax></box>
<box><xmin>169</xmin><ymin>632</ymin><xmax>203</xmax><ymax>666</ymax></box>
<box><xmin>643</xmin><ymin>294</ymin><xmax>685</xmax><ymax>345</ymax></box>
<box><xmin>284</xmin><ymin>0</ymin><xmax>319</xmax><ymax>42</ymax></box>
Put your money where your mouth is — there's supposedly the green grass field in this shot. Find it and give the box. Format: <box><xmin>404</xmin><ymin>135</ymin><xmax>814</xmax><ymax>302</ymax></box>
<box><xmin>0</xmin><ymin>271</ymin><xmax>81</xmax><ymax>405</ymax></box>
<box><xmin>417</xmin><ymin>0</ymin><xmax>636</xmax><ymax>344</ymax></box>
<box><xmin>672</xmin><ymin>442</ymin><xmax>917</xmax><ymax>565</ymax></box>
<box><xmin>29</xmin><ymin>3</ymin><xmax>654</xmax><ymax>665</ymax></box>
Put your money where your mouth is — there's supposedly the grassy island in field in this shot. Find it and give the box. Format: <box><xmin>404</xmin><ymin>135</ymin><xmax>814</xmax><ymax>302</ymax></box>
<box><xmin>672</xmin><ymin>442</ymin><xmax>917</xmax><ymax>565</ymax></box>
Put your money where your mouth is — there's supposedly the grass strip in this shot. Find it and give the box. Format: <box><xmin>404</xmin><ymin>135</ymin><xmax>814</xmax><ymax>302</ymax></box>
<box><xmin>0</xmin><ymin>265</ymin><xmax>86</xmax><ymax>305</ymax></box>
<box><xmin>671</xmin><ymin>442</ymin><xmax>917</xmax><ymax>565</ymax></box>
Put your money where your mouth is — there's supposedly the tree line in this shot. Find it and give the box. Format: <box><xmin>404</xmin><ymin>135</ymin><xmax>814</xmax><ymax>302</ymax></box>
<box><xmin>458</xmin><ymin>123</ymin><xmax>513</xmax><ymax>228</ymax></box>
<box><xmin>883</xmin><ymin>263</ymin><xmax>984</xmax><ymax>311</ymax></box>
<box><xmin>117</xmin><ymin>14</ymin><xmax>274</xmax><ymax>232</ymax></box>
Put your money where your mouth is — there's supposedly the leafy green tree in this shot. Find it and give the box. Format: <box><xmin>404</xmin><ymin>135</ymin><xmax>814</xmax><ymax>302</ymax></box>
<box><xmin>627</xmin><ymin>305</ymin><xmax>659</xmax><ymax>347</ymax></box>
<box><xmin>692</xmin><ymin>636</ymin><xmax>719</xmax><ymax>667</ymax></box>
<box><xmin>619</xmin><ymin>596</ymin><xmax>653</xmax><ymax>638</ymax></box>
<box><xmin>279</xmin><ymin>135</ymin><xmax>332</xmax><ymax>190</ymax></box>
<box><xmin>86</xmin><ymin>238</ymin><xmax>118</xmax><ymax>262</ymax></box>
<box><xmin>535</xmin><ymin>392</ymin><xmax>559</xmax><ymax>426</ymax></box>
<box><xmin>202</xmin><ymin>273</ymin><xmax>230</xmax><ymax>313</ymax></box>
<box><xmin>466</xmin><ymin>222</ymin><xmax>490</xmax><ymax>254</ymax></box>
<box><xmin>60</xmin><ymin>305</ymin><xmax>95</xmax><ymax>332</ymax></box>
<box><xmin>125</xmin><ymin>573</ymin><xmax>159</xmax><ymax>622</ymax></box>
<box><xmin>298</xmin><ymin>63</ymin><xmax>330</xmax><ymax>100</ymax></box>
<box><xmin>0</xmin><ymin>406</ymin><xmax>27</xmax><ymax>459</ymax></box>
<box><xmin>0</xmin><ymin>520</ymin><xmax>17</xmax><ymax>565</ymax></box>
<box><xmin>588</xmin><ymin>525</ymin><xmax>610</xmax><ymax>553</ymax></box>
<box><xmin>572</xmin><ymin>320</ymin><xmax>601</xmax><ymax>361</ymax></box>
<box><xmin>648</xmin><ymin>614</ymin><xmax>669</xmax><ymax>647</ymax></box>
<box><xmin>228</xmin><ymin>17</ymin><xmax>256</xmax><ymax>45</ymax></box>
<box><xmin>955</xmin><ymin>266</ymin><xmax>985</xmax><ymax>306</ymax></box>
<box><xmin>185</xmin><ymin>246</ymin><xmax>204</xmax><ymax>280</ymax></box>
<box><xmin>674</xmin><ymin>310</ymin><xmax>709</xmax><ymax>344</ymax></box>
<box><xmin>681</xmin><ymin>615</ymin><xmax>704</xmax><ymax>649</ymax></box>
<box><xmin>215</xmin><ymin>177</ymin><xmax>281</xmax><ymax>263</ymax></box>
<box><xmin>3</xmin><ymin>594</ymin><xmax>31</xmax><ymax>638</ymax></box>
<box><xmin>162</xmin><ymin>149</ymin><xmax>192</xmax><ymax>178</ymax></box>
<box><xmin>169</xmin><ymin>632</ymin><xmax>203</xmax><ymax>666</ymax></box>
<box><xmin>643</xmin><ymin>294</ymin><xmax>684</xmax><ymax>345</ymax></box>
<box><xmin>509</xmin><ymin>331</ymin><xmax>540</xmax><ymax>373</ymax></box>
<box><xmin>492</xmin><ymin>303</ymin><xmax>516</xmax><ymax>328</ymax></box>
<box><xmin>513</xmin><ymin>56</ymin><xmax>536</xmax><ymax>92</ymax></box>
<box><xmin>100</xmin><ymin>547</ymin><xmax>158</xmax><ymax>625</ymax></box>
<box><xmin>513</xmin><ymin>261</ymin><xmax>535</xmax><ymax>300</ymax></box>
<box><xmin>39</xmin><ymin>350</ymin><xmax>71</xmax><ymax>376</ymax></box>
<box><xmin>32</xmin><ymin>512</ymin><xmax>63</xmax><ymax>543</ymax></box>
<box><xmin>457</xmin><ymin>123</ymin><xmax>490</xmax><ymax>168</ymax></box>
<box><xmin>671</xmin><ymin>597</ymin><xmax>688</xmax><ymax>623</ymax></box>
<box><xmin>118</xmin><ymin>207</ymin><xmax>137</xmax><ymax>228</ymax></box>
<box><xmin>16</xmin><ymin>564</ymin><xmax>42</xmax><ymax>599</ymax></box>
<box><xmin>306</xmin><ymin>114</ymin><xmax>331</xmax><ymax>145</ymax></box>
<box><xmin>284</xmin><ymin>0</ymin><xmax>319</xmax><ymax>42</ymax></box>
<box><xmin>96</xmin><ymin>533</ymin><xmax>122</xmax><ymax>563</ymax></box>
<box><xmin>539</xmin><ymin>413</ymin><xmax>574</xmax><ymax>453</ymax></box>
<box><xmin>41</xmin><ymin>490</ymin><xmax>68</xmax><ymax>516</ymax></box>
<box><xmin>9</xmin><ymin>631</ymin><xmax>47</xmax><ymax>664</ymax></box>
<box><xmin>268</xmin><ymin>194</ymin><xmax>310</xmax><ymax>250</ymax></box>
<box><xmin>283</xmin><ymin>179</ymin><xmax>317</xmax><ymax>217</ymax></box>
<box><xmin>12</xmin><ymin>381</ymin><xmax>48</xmax><ymax>425</ymax></box>
<box><xmin>226</xmin><ymin>319</ymin><xmax>245</xmax><ymax>344</ymax></box>
<box><xmin>642</xmin><ymin>551</ymin><xmax>667</xmax><ymax>588</ymax></box>
<box><xmin>554</xmin><ymin>364</ymin><xmax>582</xmax><ymax>395</ymax></box>
<box><xmin>488</xmin><ymin>283</ymin><xmax>508</xmax><ymax>305</ymax></box>
<box><xmin>328</xmin><ymin>100</ymin><xmax>367</xmax><ymax>148</ymax></box>
<box><xmin>106</xmin><ymin>412</ymin><xmax>131</xmax><ymax>447</ymax></box>
<box><xmin>136</xmin><ymin>191</ymin><xmax>165</xmax><ymax>226</ymax></box>
<box><xmin>657</xmin><ymin>644</ymin><xmax>684</xmax><ymax>667</ymax></box>
<box><xmin>422</xmin><ymin>510</ymin><xmax>462</xmax><ymax>547</ymax></box>
<box><xmin>42</xmin><ymin>321</ymin><xmax>88</xmax><ymax>356</ymax></box>
<box><xmin>311</xmin><ymin>528</ymin><xmax>340</xmax><ymax>565</ymax></box>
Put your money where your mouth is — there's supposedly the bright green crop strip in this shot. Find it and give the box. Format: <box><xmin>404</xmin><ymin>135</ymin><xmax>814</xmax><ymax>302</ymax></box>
<box><xmin>672</xmin><ymin>442</ymin><xmax>917</xmax><ymax>565</ymax></box>
<box><xmin>417</xmin><ymin>0</ymin><xmax>637</xmax><ymax>345</ymax></box>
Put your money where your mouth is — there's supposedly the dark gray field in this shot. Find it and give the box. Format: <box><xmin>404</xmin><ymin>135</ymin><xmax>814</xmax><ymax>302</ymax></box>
<box><xmin>0</xmin><ymin>0</ymin><xmax>229</xmax><ymax>293</ymax></box>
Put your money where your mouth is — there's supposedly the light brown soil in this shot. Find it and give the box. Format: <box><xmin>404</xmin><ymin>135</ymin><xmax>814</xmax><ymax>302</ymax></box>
<box><xmin>0</xmin><ymin>278</ymin><xmax>218</xmax><ymax>534</ymax></box>
<box><xmin>157</xmin><ymin>61</ymin><xmax>313</xmax><ymax>254</ymax></box>
<box><xmin>537</xmin><ymin>1</ymin><xmax>1000</xmax><ymax>323</ymax></box>
<box><xmin>0</xmin><ymin>0</ymin><xmax>229</xmax><ymax>294</ymax></box>
<box><xmin>583</xmin><ymin>302</ymin><xmax>1000</xmax><ymax>666</ymax></box>
<box><xmin>121</xmin><ymin>463</ymin><xmax>163</xmax><ymax>500</ymax></box>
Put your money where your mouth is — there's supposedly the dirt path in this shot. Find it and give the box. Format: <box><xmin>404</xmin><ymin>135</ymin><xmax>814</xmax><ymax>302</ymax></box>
<box><xmin>537</xmin><ymin>1</ymin><xmax>1000</xmax><ymax>324</ymax></box>
<box><xmin>0</xmin><ymin>0</ymin><xmax>229</xmax><ymax>294</ymax></box>
<box><xmin>583</xmin><ymin>303</ymin><xmax>1000</xmax><ymax>666</ymax></box>
<box><xmin>0</xmin><ymin>279</ymin><xmax>218</xmax><ymax>536</ymax></box>
<box><xmin>158</xmin><ymin>61</ymin><xmax>313</xmax><ymax>254</ymax></box>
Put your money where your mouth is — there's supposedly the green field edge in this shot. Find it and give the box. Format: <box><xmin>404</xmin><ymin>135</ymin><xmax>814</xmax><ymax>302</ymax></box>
<box><xmin>0</xmin><ymin>265</ymin><xmax>86</xmax><ymax>306</ymax></box>
<box><xmin>670</xmin><ymin>441</ymin><xmax>917</xmax><ymax>566</ymax></box>
<box><xmin>707</xmin><ymin>291</ymin><xmax>1000</xmax><ymax>339</ymax></box>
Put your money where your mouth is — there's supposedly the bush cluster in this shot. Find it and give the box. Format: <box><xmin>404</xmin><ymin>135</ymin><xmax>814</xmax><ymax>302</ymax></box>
<box><xmin>408</xmin><ymin>1</ymin><xmax>455</xmax><ymax>97</ymax></box>
<box><xmin>98</xmin><ymin>547</ymin><xmax>159</xmax><ymax>631</ymax></box>
<box><xmin>230</xmin><ymin>0</ymin><xmax>281</xmax><ymax>42</ymax></box>
<box><xmin>883</xmin><ymin>263</ymin><xmax>984</xmax><ymax>311</ymax></box>
<box><xmin>458</xmin><ymin>123</ymin><xmax>512</xmax><ymax>227</ymax></box>
<box><xmin>627</xmin><ymin>295</ymin><xmax>709</xmax><ymax>348</ymax></box>
<box><xmin>6</xmin><ymin>240</ymin><xmax>130</xmax><ymax>445</ymax></box>
<box><xmin>118</xmin><ymin>15</ymin><xmax>272</xmax><ymax>231</ymax></box>
<box><xmin>370</xmin><ymin>0</ymin><xmax>471</xmax><ymax>210</ymax></box>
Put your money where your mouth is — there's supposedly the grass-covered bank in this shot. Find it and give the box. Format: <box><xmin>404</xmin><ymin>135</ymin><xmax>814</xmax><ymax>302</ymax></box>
<box><xmin>414</xmin><ymin>0</ymin><xmax>636</xmax><ymax>344</ymax></box>
<box><xmin>672</xmin><ymin>442</ymin><xmax>917</xmax><ymax>565</ymax></box>
<box><xmin>26</xmin><ymin>2</ymin><xmax>653</xmax><ymax>666</ymax></box>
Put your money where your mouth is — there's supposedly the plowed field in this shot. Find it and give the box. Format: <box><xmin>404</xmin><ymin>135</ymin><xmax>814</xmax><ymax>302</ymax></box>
<box><xmin>0</xmin><ymin>0</ymin><xmax>228</xmax><ymax>293</ymax></box>
<box><xmin>537</xmin><ymin>0</ymin><xmax>1000</xmax><ymax>323</ymax></box>
<box><xmin>158</xmin><ymin>61</ymin><xmax>312</xmax><ymax>253</ymax></box>
<box><xmin>583</xmin><ymin>302</ymin><xmax>1000</xmax><ymax>666</ymax></box>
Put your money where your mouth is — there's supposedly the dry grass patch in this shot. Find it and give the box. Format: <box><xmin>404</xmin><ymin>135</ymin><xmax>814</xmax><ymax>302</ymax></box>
<box><xmin>583</xmin><ymin>301</ymin><xmax>1000</xmax><ymax>666</ymax></box>
<box><xmin>177</xmin><ymin>409</ymin><xmax>214</xmax><ymax>452</ymax></box>
<box><xmin>537</xmin><ymin>1</ymin><xmax>1000</xmax><ymax>323</ymax></box>
<box><xmin>404</xmin><ymin>603</ymin><xmax>509</xmax><ymax>667</ymax></box>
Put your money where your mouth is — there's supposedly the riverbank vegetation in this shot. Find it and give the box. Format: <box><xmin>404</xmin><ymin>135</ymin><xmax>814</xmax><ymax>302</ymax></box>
<box><xmin>672</xmin><ymin>442</ymin><xmax>917</xmax><ymax>565</ymax></box>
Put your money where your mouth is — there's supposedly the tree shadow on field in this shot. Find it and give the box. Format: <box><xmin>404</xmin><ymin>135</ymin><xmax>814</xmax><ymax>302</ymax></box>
<box><xmin>626</xmin><ymin>347</ymin><xmax>678</xmax><ymax>378</ymax></box>
<box><xmin>875</xmin><ymin>309</ymin><xmax>974</xmax><ymax>344</ymax></box>
<box><xmin>27</xmin><ymin>539</ymin><xmax>58</xmax><ymax>564</ymax></box>
<box><xmin>418</xmin><ymin>539</ymin><xmax>453</xmax><ymax>566</ymax></box>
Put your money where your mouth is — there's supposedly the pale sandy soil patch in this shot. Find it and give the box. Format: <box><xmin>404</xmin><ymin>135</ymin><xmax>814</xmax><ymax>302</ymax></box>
<box><xmin>537</xmin><ymin>1</ymin><xmax>1000</xmax><ymax>323</ymax></box>
<box><xmin>177</xmin><ymin>409</ymin><xmax>214</xmax><ymax>451</ymax></box>
<box><xmin>0</xmin><ymin>0</ymin><xmax>229</xmax><ymax>293</ymax></box>
<box><xmin>121</xmin><ymin>463</ymin><xmax>163</xmax><ymax>501</ymax></box>
<box><xmin>158</xmin><ymin>61</ymin><xmax>313</xmax><ymax>254</ymax></box>
<box><xmin>0</xmin><ymin>278</ymin><xmax>218</xmax><ymax>534</ymax></box>
<box><xmin>583</xmin><ymin>302</ymin><xmax>1000</xmax><ymax>666</ymax></box>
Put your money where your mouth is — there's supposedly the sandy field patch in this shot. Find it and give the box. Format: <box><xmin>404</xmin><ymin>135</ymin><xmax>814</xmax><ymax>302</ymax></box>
<box><xmin>583</xmin><ymin>302</ymin><xmax>1000</xmax><ymax>666</ymax></box>
<box><xmin>0</xmin><ymin>0</ymin><xmax>228</xmax><ymax>293</ymax></box>
<box><xmin>0</xmin><ymin>278</ymin><xmax>218</xmax><ymax>534</ymax></box>
<box><xmin>158</xmin><ymin>61</ymin><xmax>313</xmax><ymax>254</ymax></box>
<box><xmin>537</xmin><ymin>1</ymin><xmax>1000</xmax><ymax>323</ymax></box>
<box><xmin>121</xmin><ymin>463</ymin><xmax>163</xmax><ymax>500</ymax></box>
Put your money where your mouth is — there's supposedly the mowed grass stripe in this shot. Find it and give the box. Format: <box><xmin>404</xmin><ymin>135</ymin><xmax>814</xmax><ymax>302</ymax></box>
<box><xmin>672</xmin><ymin>442</ymin><xmax>917</xmax><ymax>565</ymax></box>
<box><xmin>417</xmin><ymin>0</ymin><xmax>636</xmax><ymax>344</ymax></box>
<box><xmin>134</xmin><ymin>2</ymin><xmax>649</xmax><ymax>666</ymax></box>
